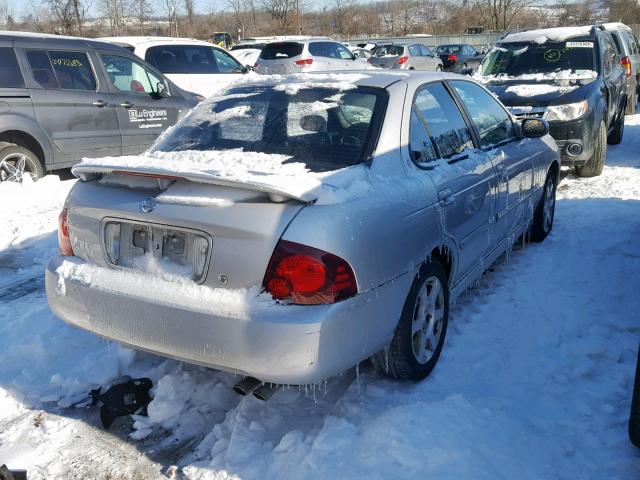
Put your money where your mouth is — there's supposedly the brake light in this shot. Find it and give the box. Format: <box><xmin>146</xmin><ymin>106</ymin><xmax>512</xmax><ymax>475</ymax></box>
<box><xmin>621</xmin><ymin>56</ymin><xmax>632</xmax><ymax>78</ymax></box>
<box><xmin>58</xmin><ymin>208</ymin><xmax>74</xmax><ymax>256</ymax></box>
<box><xmin>294</xmin><ymin>58</ymin><xmax>313</xmax><ymax>66</ymax></box>
<box><xmin>263</xmin><ymin>240</ymin><xmax>357</xmax><ymax>305</ymax></box>
<box><xmin>396</xmin><ymin>56</ymin><xmax>408</xmax><ymax>65</ymax></box>
<box><xmin>448</xmin><ymin>54</ymin><xmax>457</xmax><ymax>62</ymax></box>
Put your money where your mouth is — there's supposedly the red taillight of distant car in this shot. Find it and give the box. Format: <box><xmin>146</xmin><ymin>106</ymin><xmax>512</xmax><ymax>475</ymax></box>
<box><xmin>263</xmin><ymin>240</ymin><xmax>357</xmax><ymax>305</ymax></box>
<box><xmin>58</xmin><ymin>208</ymin><xmax>74</xmax><ymax>256</ymax></box>
<box><xmin>295</xmin><ymin>58</ymin><xmax>313</xmax><ymax>66</ymax></box>
<box><xmin>396</xmin><ymin>56</ymin><xmax>408</xmax><ymax>65</ymax></box>
<box><xmin>447</xmin><ymin>54</ymin><xmax>457</xmax><ymax>62</ymax></box>
<box><xmin>621</xmin><ymin>56</ymin><xmax>632</xmax><ymax>78</ymax></box>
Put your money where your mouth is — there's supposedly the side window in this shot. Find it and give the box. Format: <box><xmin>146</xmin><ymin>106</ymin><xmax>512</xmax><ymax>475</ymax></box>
<box><xmin>100</xmin><ymin>54</ymin><xmax>157</xmax><ymax>95</ymax></box>
<box><xmin>414</xmin><ymin>82</ymin><xmax>474</xmax><ymax>158</ymax></box>
<box><xmin>335</xmin><ymin>43</ymin><xmax>353</xmax><ymax>60</ymax></box>
<box><xmin>451</xmin><ymin>80</ymin><xmax>515</xmax><ymax>147</ymax></box>
<box><xmin>0</xmin><ymin>48</ymin><xmax>25</xmax><ymax>88</ymax></box>
<box><xmin>409</xmin><ymin>45</ymin><xmax>420</xmax><ymax>56</ymax></box>
<box><xmin>308</xmin><ymin>42</ymin><xmax>327</xmax><ymax>58</ymax></box>
<box><xmin>28</xmin><ymin>50</ymin><xmax>96</xmax><ymax>91</ymax></box>
<box><xmin>409</xmin><ymin>107</ymin><xmax>437</xmax><ymax>164</ymax></box>
<box><xmin>420</xmin><ymin>45</ymin><xmax>432</xmax><ymax>56</ymax></box>
<box><xmin>212</xmin><ymin>48</ymin><xmax>242</xmax><ymax>73</ymax></box>
<box><xmin>468</xmin><ymin>46</ymin><xmax>478</xmax><ymax>56</ymax></box>
<box><xmin>27</xmin><ymin>50</ymin><xmax>58</xmax><ymax>89</ymax></box>
<box><xmin>49</xmin><ymin>51</ymin><xmax>96</xmax><ymax>91</ymax></box>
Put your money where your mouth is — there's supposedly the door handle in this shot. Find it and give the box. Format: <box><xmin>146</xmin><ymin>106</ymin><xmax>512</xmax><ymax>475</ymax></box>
<box><xmin>120</xmin><ymin>101</ymin><xmax>134</xmax><ymax>108</ymax></box>
<box><xmin>495</xmin><ymin>163</ymin><xmax>508</xmax><ymax>181</ymax></box>
<box><xmin>92</xmin><ymin>100</ymin><xmax>108</xmax><ymax>107</ymax></box>
<box><xmin>438</xmin><ymin>189</ymin><xmax>454</xmax><ymax>206</ymax></box>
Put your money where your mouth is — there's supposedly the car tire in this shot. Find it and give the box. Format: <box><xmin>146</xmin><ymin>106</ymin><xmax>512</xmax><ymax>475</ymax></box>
<box><xmin>0</xmin><ymin>145</ymin><xmax>44</xmax><ymax>183</ymax></box>
<box><xmin>372</xmin><ymin>260</ymin><xmax>449</xmax><ymax>381</ymax></box>
<box><xmin>607</xmin><ymin>108</ymin><xmax>625</xmax><ymax>145</ymax></box>
<box><xmin>436</xmin><ymin>65</ymin><xmax>443</xmax><ymax>72</ymax></box>
<box><xmin>575</xmin><ymin>120</ymin><xmax>606</xmax><ymax>178</ymax></box>
<box><xmin>530</xmin><ymin>167</ymin><xmax>557</xmax><ymax>242</ymax></box>
<box><xmin>629</xmin><ymin>345</ymin><xmax>640</xmax><ymax>448</ymax></box>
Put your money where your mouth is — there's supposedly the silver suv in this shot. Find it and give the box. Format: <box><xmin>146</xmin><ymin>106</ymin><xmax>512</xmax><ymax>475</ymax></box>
<box><xmin>603</xmin><ymin>22</ymin><xmax>640</xmax><ymax>114</ymax></box>
<box><xmin>254</xmin><ymin>39</ymin><xmax>366</xmax><ymax>74</ymax></box>
<box><xmin>0</xmin><ymin>32</ymin><xmax>198</xmax><ymax>182</ymax></box>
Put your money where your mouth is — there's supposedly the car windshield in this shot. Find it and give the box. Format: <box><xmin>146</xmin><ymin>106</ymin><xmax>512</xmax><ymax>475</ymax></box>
<box><xmin>371</xmin><ymin>45</ymin><xmax>404</xmax><ymax>57</ymax></box>
<box><xmin>480</xmin><ymin>39</ymin><xmax>596</xmax><ymax>77</ymax></box>
<box><xmin>152</xmin><ymin>85</ymin><xmax>386</xmax><ymax>173</ymax></box>
<box><xmin>436</xmin><ymin>45</ymin><xmax>461</xmax><ymax>54</ymax></box>
<box><xmin>145</xmin><ymin>44</ymin><xmax>241</xmax><ymax>74</ymax></box>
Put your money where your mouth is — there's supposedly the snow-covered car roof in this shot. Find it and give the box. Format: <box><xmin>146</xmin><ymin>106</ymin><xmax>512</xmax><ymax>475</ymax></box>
<box><xmin>98</xmin><ymin>36</ymin><xmax>219</xmax><ymax>49</ymax></box>
<box><xmin>601</xmin><ymin>22</ymin><xmax>633</xmax><ymax>32</ymax></box>
<box><xmin>501</xmin><ymin>26</ymin><xmax>593</xmax><ymax>44</ymax></box>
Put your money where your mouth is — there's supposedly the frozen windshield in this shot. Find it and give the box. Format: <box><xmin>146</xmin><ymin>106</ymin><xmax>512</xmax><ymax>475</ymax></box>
<box><xmin>480</xmin><ymin>39</ymin><xmax>596</xmax><ymax>77</ymax></box>
<box><xmin>152</xmin><ymin>85</ymin><xmax>386</xmax><ymax>173</ymax></box>
<box><xmin>371</xmin><ymin>45</ymin><xmax>404</xmax><ymax>57</ymax></box>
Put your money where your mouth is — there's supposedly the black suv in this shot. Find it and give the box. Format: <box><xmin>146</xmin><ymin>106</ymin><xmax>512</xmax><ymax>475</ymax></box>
<box><xmin>477</xmin><ymin>26</ymin><xmax>626</xmax><ymax>177</ymax></box>
<box><xmin>0</xmin><ymin>32</ymin><xmax>199</xmax><ymax>182</ymax></box>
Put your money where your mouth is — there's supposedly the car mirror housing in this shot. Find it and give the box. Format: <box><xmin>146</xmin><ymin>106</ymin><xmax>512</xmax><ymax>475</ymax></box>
<box><xmin>521</xmin><ymin>118</ymin><xmax>549</xmax><ymax>138</ymax></box>
<box><xmin>156</xmin><ymin>82</ymin><xmax>169</xmax><ymax>98</ymax></box>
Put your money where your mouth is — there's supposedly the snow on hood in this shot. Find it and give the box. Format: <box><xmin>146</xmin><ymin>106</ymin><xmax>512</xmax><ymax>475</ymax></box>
<box><xmin>73</xmin><ymin>150</ymin><xmax>373</xmax><ymax>205</ymax></box>
<box><xmin>502</xmin><ymin>26</ymin><xmax>592</xmax><ymax>45</ymax></box>
<box><xmin>475</xmin><ymin>69</ymin><xmax>597</xmax><ymax>84</ymax></box>
<box><xmin>504</xmin><ymin>84</ymin><xmax>578</xmax><ymax>97</ymax></box>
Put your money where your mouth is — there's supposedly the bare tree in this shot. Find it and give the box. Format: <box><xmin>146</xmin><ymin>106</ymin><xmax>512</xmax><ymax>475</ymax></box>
<box><xmin>0</xmin><ymin>0</ymin><xmax>16</xmax><ymax>26</ymax></box>
<box><xmin>70</xmin><ymin>0</ymin><xmax>86</xmax><ymax>33</ymax></box>
<box><xmin>47</xmin><ymin>0</ymin><xmax>75</xmax><ymax>33</ymax></box>
<box><xmin>472</xmin><ymin>0</ymin><xmax>532</xmax><ymax>31</ymax></box>
<box><xmin>228</xmin><ymin>0</ymin><xmax>254</xmax><ymax>39</ymax></box>
<box><xmin>262</xmin><ymin>0</ymin><xmax>295</xmax><ymax>32</ymax></box>
<box><xmin>333</xmin><ymin>0</ymin><xmax>355</xmax><ymax>35</ymax></box>
<box><xmin>132</xmin><ymin>0</ymin><xmax>152</xmax><ymax>33</ymax></box>
<box><xmin>102</xmin><ymin>0</ymin><xmax>126</xmax><ymax>35</ymax></box>
<box><xmin>162</xmin><ymin>0</ymin><xmax>180</xmax><ymax>36</ymax></box>
<box><xmin>184</xmin><ymin>0</ymin><xmax>194</xmax><ymax>25</ymax></box>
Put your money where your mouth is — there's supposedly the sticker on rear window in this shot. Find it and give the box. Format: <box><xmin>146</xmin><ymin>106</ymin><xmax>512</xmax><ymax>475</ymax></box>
<box><xmin>566</xmin><ymin>41</ymin><xmax>594</xmax><ymax>48</ymax></box>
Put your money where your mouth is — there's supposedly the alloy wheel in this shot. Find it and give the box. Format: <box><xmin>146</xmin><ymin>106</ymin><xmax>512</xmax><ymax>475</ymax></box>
<box><xmin>411</xmin><ymin>276</ymin><xmax>445</xmax><ymax>364</ymax></box>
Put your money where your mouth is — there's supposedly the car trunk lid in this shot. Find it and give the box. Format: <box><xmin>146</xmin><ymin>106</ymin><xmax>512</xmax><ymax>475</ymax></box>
<box><xmin>65</xmin><ymin>173</ymin><xmax>307</xmax><ymax>290</ymax></box>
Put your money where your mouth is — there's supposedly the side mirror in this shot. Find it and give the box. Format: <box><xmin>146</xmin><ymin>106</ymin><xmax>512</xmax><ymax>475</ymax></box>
<box><xmin>156</xmin><ymin>82</ymin><xmax>168</xmax><ymax>98</ymax></box>
<box><xmin>521</xmin><ymin>118</ymin><xmax>549</xmax><ymax>138</ymax></box>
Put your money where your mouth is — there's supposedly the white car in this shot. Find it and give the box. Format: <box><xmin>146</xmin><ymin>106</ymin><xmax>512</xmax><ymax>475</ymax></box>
<box><xmin>100</xmin><ymin>36</ymin><xmax>250</xmax><ymax>99</ymax></box>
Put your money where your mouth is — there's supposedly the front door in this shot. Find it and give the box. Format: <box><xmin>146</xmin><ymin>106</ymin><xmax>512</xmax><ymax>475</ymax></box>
<box><xmin>409</xmin><ymin>81</ymin><xmax>497</xmax><ymax>278</ymax></box>
<box><xmin>449</xmin><ymin>80</ymin><xmax>535</xmax><ymax>242</ymax></box>
<box><xmin>20</xmin><ymin>47</ymin><xmax>121</xmax><ymax>163</ymax></box>
<box><xmin>97</xmin><ymin>53</ymin><xmax>179</xmax><ymax>155</ymax></box>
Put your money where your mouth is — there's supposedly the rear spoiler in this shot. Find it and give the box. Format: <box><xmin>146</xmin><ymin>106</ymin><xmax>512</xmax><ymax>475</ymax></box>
<box><xmin>71</xmin><ymin>164</ymin><xmax>316</xmax><ymax>204</ymax></box>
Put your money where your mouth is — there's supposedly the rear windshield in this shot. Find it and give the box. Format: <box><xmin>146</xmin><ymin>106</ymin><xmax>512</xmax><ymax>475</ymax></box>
<box><xmin>0</xmin><ymin>47</ymin><xmax>25</xmax><ymax>88</ymax></box>
<box><xmin>145</xmin><ymin>44</ymin><xmax>241</xmax><ymax>74</ymax></box>
<box><xmin>259</xmin><ymin>43</ymin><xmax>303</xmax><ymax>60</ymax></box>
<box><xmin>371</xmin><ymin>45</ymin><xmax>404</xmax><ymax>57</ymax></box>
<box><xmin>480</xmin><ymin>39</ymin><xmax>596</xmax><ymax>77</ymax></box>
<box><xmin>152</xmin><ymin>85</ymin><xmax>387</xmax><ymax>173</ymax></box>
<box><xmin>436</xmin><ymin>45</ymin><xmax>461</xmax><ymax>54</ymax></box>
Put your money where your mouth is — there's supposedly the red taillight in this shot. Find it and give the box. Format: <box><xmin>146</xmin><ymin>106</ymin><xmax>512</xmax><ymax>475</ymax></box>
<box><xmin>396</xmin><ymin>56</ymin><xmax>408</xmax><ymax>65</ymax></box>
<box><xmin>448</xmin><ymin>54</ymin><xmax>457</xmax><ymax>62</ymax></box>
<box><xmin>58</xmin><ymin>208</ymin><xmax>74</xmax><ymax>256</ymax></box>
<box><xmin>295</xmin><ymin>58</ymin><xmax>313</xmax><ymax>66</ymax></box>
<box><xmin>263</xmin><ymin>240</ymin><xmax>357</xmax><ymax>305</ymax></box>
<box><xmin>621</xmin><ymin>56</ymin><xmax>632</xmax><ymax>78</ymax></box>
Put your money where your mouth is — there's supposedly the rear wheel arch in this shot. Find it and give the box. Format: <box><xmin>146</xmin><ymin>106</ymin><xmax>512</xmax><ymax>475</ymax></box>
<box><xmin>429</xmin><ymin>244</ymin><xmax>454</xmax><ymax>286</ymax></box>
<box><xmin>0</xmin><ymin>130</ymin><xmax>47</xmax><ymax>169</ymax></box>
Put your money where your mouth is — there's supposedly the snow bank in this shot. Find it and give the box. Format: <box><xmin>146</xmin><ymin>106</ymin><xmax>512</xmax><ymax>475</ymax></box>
<box><xmin>74</xmin><ymin>150</ymin><xmax>374</xmax><ymax>205</ymax></box>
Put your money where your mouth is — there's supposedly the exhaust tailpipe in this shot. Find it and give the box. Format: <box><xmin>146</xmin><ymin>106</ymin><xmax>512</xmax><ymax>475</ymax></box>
<box><xmin>232</xmin><ymin>377</ymin><xmax>262</xmax><ymax>396</ymax></box>
<box><xmin>253</xmin><ymin>383</ymin><xmax>279</xmax><ymax>401</ymax></box>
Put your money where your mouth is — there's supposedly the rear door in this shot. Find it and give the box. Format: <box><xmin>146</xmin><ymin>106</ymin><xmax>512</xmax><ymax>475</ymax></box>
<box><xmin>98</xmin><ymin>52</ymin><xmax>179</xmax><ymax>155</ymax></box>
<box><xmin>450</xmin><ymin>80</ymin><xmax>534</xmax><ymax>243</ymax></box>
<box><xmin>20</xmin><ymin>46</ymin><xmax>121</xmax><ymax>163</ymax></box>
<box><xmin>409</xmin><ymin>81</ymin><xmax>497</xmax><ymax>278</ymax></box>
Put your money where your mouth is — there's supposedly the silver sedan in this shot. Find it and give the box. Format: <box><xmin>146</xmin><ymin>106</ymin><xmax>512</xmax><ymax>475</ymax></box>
<box><xmin>46</xmin><ymin>71</ymin><xmax>559</xmax><ymax>387</ymax></box>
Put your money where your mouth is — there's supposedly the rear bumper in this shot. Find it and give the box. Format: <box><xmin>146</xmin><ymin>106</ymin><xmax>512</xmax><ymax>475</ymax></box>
<box><xmin>46</xmin><ymin>256</ymin><xmax>409</xmax><ymax>384</ymax></box>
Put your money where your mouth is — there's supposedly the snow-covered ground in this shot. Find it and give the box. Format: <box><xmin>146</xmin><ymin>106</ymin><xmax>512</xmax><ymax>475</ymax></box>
<box><xmin>1</xmin><ymin>118</ymin><xmax>640</xmax><ymax>479</ymax></box>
